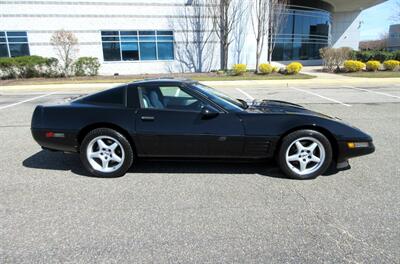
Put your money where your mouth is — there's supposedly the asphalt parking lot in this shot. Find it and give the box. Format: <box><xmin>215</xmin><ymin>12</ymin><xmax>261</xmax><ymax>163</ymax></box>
<box><xmin>1</xmin><ymin>83</ymin><xmax>399</xmax><ymax>263</ymax></box>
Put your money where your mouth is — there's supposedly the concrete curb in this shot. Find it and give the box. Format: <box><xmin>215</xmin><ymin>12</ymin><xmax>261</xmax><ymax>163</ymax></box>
<box><xmin>0</xmin><ymin>78</ymin><xmax>398</xmax><ymax>93</ymax></box>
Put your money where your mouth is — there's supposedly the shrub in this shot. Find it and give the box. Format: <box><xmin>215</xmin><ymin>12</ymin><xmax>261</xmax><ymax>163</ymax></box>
<box><xmin>344</xmin><ymin>60</ymin><xmax>365</xmax><ymax>72</ymax></box>
<box><xmin>0</xmin><ymin>56</ymin><xmax>61</xmax><ymax>79</ymax></box>
<box><xmin>232</xmin><ymin>64</ymin><xmax>247</xmax><ymax>76</ymax></box>
<box><xmin>73</xmin><ymin>57</ymin><xmax>100</xmax><ymax>76</ymax></box>
<box><xmin>286</xmin><ymin>62</ymin><xmax>303</xmax><ymax>74</ymax></box>
<box><xmin>383</xmin><ymin>60</ymin><xmax>400</xmax><ymax>71</ymax></box>
<box><xmin>350</xmin><ymin>50</ymin><xmax>395</xmax><ymax>62</ymax></box>
<box><xmin>394</xmin><ymin>50</ymin><xmax>400</xmax><ymax>61</ymax></box>
<box><xmin>272</xmin><ymin>66</ymin><xmax>279</xmax><ymax>73</ymax></box>
<box><xmin>13</xmin><ymin>56</ymin><xmax>49</xmax><ymax>78</ymax></box>
<box><xmin>0</xmin><ymin>57</ymin><xmax>17</xmax><ymax>79</ymax></box>
<box><xmin>43</xmin><ymin>57</ymin><xmax>60</xmax><ymax>77</ymax></box>
<box><xmin>320</xmin><ymin>47</ymin><xmax>352</xmax><ymax>72</ymax></box>
<box><xmin>258</xmin><ymin>63</ymin><xmax>273</xmax><ymax>74</ymax></box>
<box><xmin>365</xmin><ymin>60</ymin><xmax>381</xmax><ymax>72</ymax></box>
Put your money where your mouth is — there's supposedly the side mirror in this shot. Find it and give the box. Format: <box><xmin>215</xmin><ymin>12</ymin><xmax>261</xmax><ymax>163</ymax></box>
<box><xmin>201</xmin><ymin>105</ymin><xmax>219</xmax><ymax>119</ymax></box>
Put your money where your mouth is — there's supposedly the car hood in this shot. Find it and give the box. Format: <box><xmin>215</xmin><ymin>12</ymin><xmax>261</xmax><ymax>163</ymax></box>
<box><xmin>246</xmin><ymin>100</ymin><xmax>334</xmax><ymax>119</ymax></box>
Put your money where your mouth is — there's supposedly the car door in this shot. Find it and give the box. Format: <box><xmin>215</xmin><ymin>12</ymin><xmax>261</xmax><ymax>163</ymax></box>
<box><xmin>134</xmin><ymin>84</ymin><xmax>245</xmax><ymax>158</ymax></box>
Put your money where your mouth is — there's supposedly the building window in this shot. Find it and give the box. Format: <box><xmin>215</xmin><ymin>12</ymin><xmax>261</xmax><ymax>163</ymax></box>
<box><xmin>101</xmin><ymin>30</ymin><xmax>174</xmax><ymax>62</ymax></box>
<box><xmin>271</xmin><ymin>1</ymin><xmax>331</xmax><ymax>61</ymax></box>
<box><xmin>0</xmin><ymin>31</ymin><xmax>30</xmax><ymax>57</ymax></box>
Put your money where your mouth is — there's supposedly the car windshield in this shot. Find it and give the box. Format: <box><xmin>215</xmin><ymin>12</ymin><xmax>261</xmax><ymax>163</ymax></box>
<box><xmin>193</xmin><ymin>83</ymin><xmax>248</xmax><ymax>111</ymax></box>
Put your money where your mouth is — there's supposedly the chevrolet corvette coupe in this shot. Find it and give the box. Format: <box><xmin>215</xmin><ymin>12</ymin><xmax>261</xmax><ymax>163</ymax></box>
<box><xmin>31</xmin><ymin>79</ymin><xmax>374</xmax><ymax>179</ymax></box>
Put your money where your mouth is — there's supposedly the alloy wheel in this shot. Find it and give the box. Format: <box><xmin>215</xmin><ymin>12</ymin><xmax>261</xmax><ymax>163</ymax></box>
<box><xmin>86</xmin><ymin>136</ymin><xmax>125</xmax><ymax>173</ymax></box>
<box><xmin>285</xmin><ymin>137</ymin><xmax>326</xmax><ymax>176</ymax></box>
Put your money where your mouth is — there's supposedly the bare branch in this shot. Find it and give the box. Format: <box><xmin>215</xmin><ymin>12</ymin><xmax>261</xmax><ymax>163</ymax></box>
<box><xmin>170</xmin><ymin>0</ymin><xmax>216</xmax><ymax>72</ymax></box>
<box><xmin>50</xmin><ymin>30</ymin><xmax>79</xmax><ymax>77</ymax></box>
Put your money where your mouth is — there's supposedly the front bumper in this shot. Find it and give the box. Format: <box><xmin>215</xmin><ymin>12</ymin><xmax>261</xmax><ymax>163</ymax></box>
<box><xmin>337</xmin><ymin>141</ymin><xmax>375</xmax><ymax>162</ymax></box>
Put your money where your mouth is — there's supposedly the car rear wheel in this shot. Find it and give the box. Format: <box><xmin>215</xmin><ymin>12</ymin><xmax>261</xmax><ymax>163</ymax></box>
<box><xmin>80</xmin><ymin>128</ymin><xmax>133</xmax><ymax>177</ymax></box>
<box><xmin>278</xmin><ymin>130</ymin><xmax>332</xmax><ymax>180</ymax></box>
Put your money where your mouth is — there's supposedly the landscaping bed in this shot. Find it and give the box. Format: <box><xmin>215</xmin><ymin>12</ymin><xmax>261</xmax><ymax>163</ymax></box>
<box><xmin>0</xmin><ymin>72</ymin><xmax>315</xmax><ymax>86</ymax></box>
<box><xmin>340</xmin><ymin>71</ymin><xmax>400</xmax><ymax>78</ymax></box>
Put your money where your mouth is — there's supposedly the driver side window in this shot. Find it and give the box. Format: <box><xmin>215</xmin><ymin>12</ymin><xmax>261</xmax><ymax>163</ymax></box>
<box><xmin>138</xmin><ymin>85</ymin><xmax>204</xmax><ymax>111</ymax></box>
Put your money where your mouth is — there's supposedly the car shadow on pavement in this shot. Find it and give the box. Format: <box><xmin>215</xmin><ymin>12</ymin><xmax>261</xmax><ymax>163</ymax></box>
<box><xmin>22</xmin><ymin>150</ymin><xmax>92</xmax><ymax>176</ymax></box>
<box><xmin>23</xmin><ymin>150</ymin><xmax>341</xmax><ymax>179</ymax></box>
<box><xmin>22</xmin><ymin>150</ymin><xmax>290</xmax><ymax>179</ymax></box>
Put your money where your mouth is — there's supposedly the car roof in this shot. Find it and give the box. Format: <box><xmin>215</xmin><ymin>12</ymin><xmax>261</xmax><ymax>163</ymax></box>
<box><xmin>128</xmin><ymin>78</ymin><xmax>198</xmax><ymax>86</ymax></box>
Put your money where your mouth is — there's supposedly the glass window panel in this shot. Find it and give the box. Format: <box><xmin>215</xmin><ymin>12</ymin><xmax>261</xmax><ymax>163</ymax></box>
<box><xmin>120</xmin><ymin>31</ymin><xmax>137</xmax><ymax>35</ymax></box>
<box><xmin>7</xmin><ymin>31</ymin><xmax>27</xmax><ymax>37</ymax></box>
<box><xmin>121</xmin><ymin>36</ymin><xmax>138</xmax><ymax>41</ymax></box>
<box><xmin>157</xmin><ymin>42</ymin><xmax>174</xmax><ymax>60</ymax></box>
<box><xmin>139</xmin><ymin>36</ymin><xmax>156</xmax><ymax>41</ymax></box>
<box><xmin>157</xmin><ymin>30</ymin><xmax>173</xmax><ymax>35</ymax></box>
<box><xmin>121</xmin><ymin>42</ymin><xmax>139</xmax><ymax>61</ymax></box>
<box><xmin>101</xmin><ymin>31</ymin><xmax>119</xmax><ymax>36</ymax></box>
<box><xmin>157</xmin><ymin>36</ymin><xmax>173</xmax><ymax>41</ymax></box>
<box><xmin>0</xmin><ymin>32</ymin><xmax>5</xmax><ymax>36</ymax></box>
<box><xmin>139</xmin><ymin>31</ymin><xmax>156</xmax><ymax>36</ymax></box>
<box><xmin>102</xmin><ymin>36</ymin><xmax>119</xmax><ymax>41</ymax></box>
<box><xmin>102</xmin><ymin>42</ymin><xmax>121</xmax><ymax>61</ymax></box>
<box><xmin>139</xmin><ymin>42</ymin><xmax>156</xmax><ymax>60</ymax></box>
<box><xmin>7</xmin><ymin>37</ymin><xmax>28</xmax><ymax>43</ymax></box>
<box><xmin>0</xmin><ymin>37</ymin><xmax>6</xmax><ymax>43</ymax></box>
<box><xmin>9</xmin><ymin>43</ymin><xmax>30</xmax><ymax>57</ymax></box>
<box><xmin>0</xmin><ymin>44</ymin><xmax>9</xmax><ymax>57</ymax></box>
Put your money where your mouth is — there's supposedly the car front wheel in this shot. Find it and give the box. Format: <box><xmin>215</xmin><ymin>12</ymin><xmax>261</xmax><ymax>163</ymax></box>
<box><xmin>80</xmin><ymin>128</ymin><xmax>133</xmax><ymax>177</ymax></box>
<box><xmin>278</xmin><ymin>130</ymin><xmax>332</xmax><ymax>180</ymax></box>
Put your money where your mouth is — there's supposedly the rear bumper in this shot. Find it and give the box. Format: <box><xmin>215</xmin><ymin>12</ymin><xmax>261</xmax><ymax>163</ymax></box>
<box><xmin>31</xmin><ymin>128</ymin><xmax>79</xmax><ymax>153</ymax></box>
<box><xmin>337</xmin><ymin>141</ymin><xmax>375</xmax><ymax>162</ymax></box>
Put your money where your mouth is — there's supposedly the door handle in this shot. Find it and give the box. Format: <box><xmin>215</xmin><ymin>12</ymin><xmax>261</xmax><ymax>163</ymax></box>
<box><xmin>141</xmin><ymin>116</ymin><xmax>155</xmax><ymax>121</ymax></box>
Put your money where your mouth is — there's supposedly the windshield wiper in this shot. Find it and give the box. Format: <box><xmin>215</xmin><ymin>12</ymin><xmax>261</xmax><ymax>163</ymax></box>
<box><xmin>237</xmin><ymin>99</ymin><xmax>249</xmax><ymax>109</ymax></box>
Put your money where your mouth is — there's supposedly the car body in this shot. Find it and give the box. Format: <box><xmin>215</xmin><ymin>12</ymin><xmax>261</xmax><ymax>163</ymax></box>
<box><xmin>31</xmin><ymin>79</ymin><xmax>375</xmax><ymax>179</ymax></box>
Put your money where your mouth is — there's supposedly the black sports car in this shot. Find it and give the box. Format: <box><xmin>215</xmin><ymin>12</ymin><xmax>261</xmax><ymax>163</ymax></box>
<box><xmin>31</xmin><ymin>79</ymin><xmax>375</xmax><ymax>179</ymax></box>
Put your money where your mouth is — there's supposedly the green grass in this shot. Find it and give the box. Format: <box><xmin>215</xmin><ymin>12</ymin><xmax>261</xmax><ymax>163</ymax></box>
<box><xmin>340</xmin><ymin>71</ymin><xmax>400</xmax><ymax>78</ymax></box>
<box><xmin>0</xmin><ymin>73</ymin><xmax>315</xmax><ymax>86</ymax></box>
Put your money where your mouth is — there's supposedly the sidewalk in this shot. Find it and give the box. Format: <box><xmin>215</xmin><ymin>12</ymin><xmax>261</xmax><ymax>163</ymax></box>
<box><xmin>0</xmin><ymin>71</ymin><xmax>399</xmax><ymax>93</ymax></box>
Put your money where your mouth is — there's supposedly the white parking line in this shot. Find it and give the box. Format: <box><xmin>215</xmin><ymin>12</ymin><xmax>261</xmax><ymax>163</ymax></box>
<box><xmin>236</xmin><ymin>88</ymin><xmax>255</xmax><ymax>100</ymax></box>
<box><xmin>344</xmin><ymin>86</ymin><xmax>400</xmax><ymax>99</ymax></box>
<box><xmin>291</xmin><ymin>87</ymin><xmax>352</xmax><ymax>107</ymax></box>
<box><xmin>0</xmin><ymin>92</ymin><xmax>58</xmax><ymax>110</ymax></box>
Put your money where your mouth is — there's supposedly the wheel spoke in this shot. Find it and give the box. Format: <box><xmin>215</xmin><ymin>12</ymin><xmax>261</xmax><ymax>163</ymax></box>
<box><xmin>101</xmin><ymin>158</ymin><xmax>109</xmax><ymax>169</ymax></box>
<box><xmin>299</xmin><ymin>160</ymin><xmax>307</xmax><ymax>172</ymax></box>
<box><xmin>310</xmin><ymin>155</ymin><xmax>321</xmax><ymax>163</ymax></box>
<box><xmin>89</xmin><ymin>151</ymin><xmax>101</xmax><ymax>159</ymax></box>
<box><xmin>287</xmin><ymin>154</ymin><xmax>299</xmax><ymax>162</ymax></box>
<box><xmin>308</xmin><ymin>142</ymin><xmax>318</xmax><ymax>152</ymax></box>
<box><xmin>111</xmin><ymin>153</ymin><xmax>122</xmax><ymax>163</ymax></box>
<box><xmin>97</xmin><ymin>139</ymin><xmax>108</xmax><ymax>149</ymax></box>
<box><xmin>109</xmin><ymin>142</ymin><xmax>118</xmax><ymax>151</ymax></box>
<box><xmin>295</xmin><ymin>141</ymin><xmax>304</xmax><ymax>151</ymax></box>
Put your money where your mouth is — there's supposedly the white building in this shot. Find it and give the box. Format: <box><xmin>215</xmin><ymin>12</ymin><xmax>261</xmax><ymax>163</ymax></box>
<box><xmin>0</xmin><ymin>0</ymin><xmax>387</xmax><ymax>75</ymax></box>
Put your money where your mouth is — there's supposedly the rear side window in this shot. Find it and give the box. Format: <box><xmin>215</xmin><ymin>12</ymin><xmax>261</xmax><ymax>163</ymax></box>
<box><xmin>80</xmin><ymin>86</ymin><xmax>126</xmax><ymax>106</ymax></box>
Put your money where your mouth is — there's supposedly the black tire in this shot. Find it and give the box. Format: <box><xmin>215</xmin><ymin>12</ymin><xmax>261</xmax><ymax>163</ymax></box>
<box><xmin>80</xmin><ymin>128</ymin><xmax>134</xmax><ymax>177</ymax></box>
<box><xmin>278</xmin><ymin>129</ymin><xmax>332</xmax><ymax>180</ymax></box>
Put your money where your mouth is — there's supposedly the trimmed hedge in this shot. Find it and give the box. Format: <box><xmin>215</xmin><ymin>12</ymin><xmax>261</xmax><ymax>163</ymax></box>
<box><xmin>286</xmin><ymin>62</ymin><xmax>303</xmax><ymax>74</ymax></box>
<box><xmin>365</xmin><ymin>60</ymin><xmax>381</xmax><ymax>72</ymax></box>
<box><xmin>383</xmin><ymin>60</ymin><xmax>400</xmax><ymax>71</ymax></box>
<box><xmin>344</xmin><ymin>60</ymin><xmax>365</xmax><ymax>72</ymax></box>
<box><xmin>0</xmin><ymin>55</ymin><xmax>102</xmax><ymax>79</ymax></box>
<box><xmin>0</xmin><ymin>56</ymin><xmax>61</xmax><ymax>79</ymax></box>
<box><xmin>259</xmin><ymin>63</ymin><xmax>273</xmax><ymax>74</ymax></box>
<box><xmin>350</xmin><ymin>50</ymin><xmax>400</xmax><ymax>63</ymax></box>
<box><xmin>74</xmin><ymin>57</ymin><xmax>100</xmax><ymax>76</ymax></box>
<box><xmin>232</xmin><ymin>64</ymin><xmax>247</xmax><ymax>76</ymax></box>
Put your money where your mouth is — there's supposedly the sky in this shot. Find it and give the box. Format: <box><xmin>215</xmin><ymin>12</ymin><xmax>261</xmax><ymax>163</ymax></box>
<box><xmin>359</xmin><ymin>0</ymin><xmax>399</xmax><ymax>40</ymax></box>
